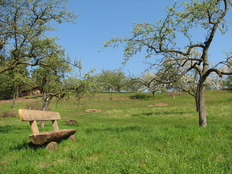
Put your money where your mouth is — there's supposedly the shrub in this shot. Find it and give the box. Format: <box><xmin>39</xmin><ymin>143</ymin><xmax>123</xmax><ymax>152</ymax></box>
<box><xmin>0</xmin><ymin>111</ymin><xmax>16</xmax><ymax>117</ymax></box>
<box><xmin>24</xmin><ymin>102</ymin><xmax>51</xmax><ymax>111</ymax></box>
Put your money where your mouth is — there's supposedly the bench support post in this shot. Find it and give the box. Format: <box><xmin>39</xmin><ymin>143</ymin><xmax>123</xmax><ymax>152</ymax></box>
<box><xmin>29</xmin><ymin>120</ymin><xmax>39</xmax><ymax>134</ymax></box>
<box><xmin>52</xmin><ymin>120</ymin><xmax>59</xmax><ymax>131</ymax></box>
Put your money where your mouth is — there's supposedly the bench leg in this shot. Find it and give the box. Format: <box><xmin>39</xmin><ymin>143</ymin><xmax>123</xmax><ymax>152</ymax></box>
<box><xmin>45</xmin><ymin>141</ymin><xmax>58</xmax><ymax>151</ymax></box>
<box><xmin>40</xmin><ymin>121</ymin><xmax>45</xmax><ymax>127</ymax></box>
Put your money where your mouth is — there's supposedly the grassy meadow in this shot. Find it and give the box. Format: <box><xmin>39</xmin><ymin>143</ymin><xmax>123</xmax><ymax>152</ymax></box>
<box><xmin>0</xmin><ymin>90</ymin><xmax>232</xmax><ymax>173</ymax></box>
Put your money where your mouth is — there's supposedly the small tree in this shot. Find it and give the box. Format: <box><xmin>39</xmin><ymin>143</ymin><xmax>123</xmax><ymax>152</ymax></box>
<box><xmin>136</xmin><ymin>72</ymin><xmax>168</xmax><ymax>97</ymax></box>
<box><xmin>64</xmin><ymin>70</ymin><xmax>98</xmax><ymax>105</ymax></box>
<box><xmin>172</xmin><ymin>69</ymin><xmax>223</xmax><ymax>111</ymax></box>
<box><xmin>103</xmin><ymin>0</ymin><xmax>232</xmax><ymax>127</ymax></box>
<box><xmin>223</xmin><ymin>74</ymin><xmax>232</xmax><ymax>89</ymax></box>
<box><xmin>123</xmin><ymin>76</ymin><xmax>139</xmax><ymax>93</ymax></box>
<box><xmin>30</xmin><ymin>38</ymin><xmax>72</xmax><ymax>111</ymax></box>
<box><xmin>95</xmin><ymin>69</ymin><xmax>128</xmax><ymax>92</ymax></box>
<box><xmin>0</xmin><ymin>64</ymin><xmax>29</xmax><ymax>103</ymax></box>
<box><xmin>219</xmin><ymin>61</ymin><xmax>232</xmax><ymax>89</ymax></box>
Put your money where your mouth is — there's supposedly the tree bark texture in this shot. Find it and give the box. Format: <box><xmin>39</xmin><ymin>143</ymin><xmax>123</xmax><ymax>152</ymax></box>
<box><xmin>198</xmin><ymin>80</ymin><xmax>207</xmax><ymax>127</ymax></box>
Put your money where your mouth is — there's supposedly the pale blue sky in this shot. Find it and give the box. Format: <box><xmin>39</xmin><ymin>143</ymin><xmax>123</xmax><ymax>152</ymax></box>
<box><xmin>51</xmin><ymin>0</ymin><xmax>232</xmax><ymax>76</ymax></box>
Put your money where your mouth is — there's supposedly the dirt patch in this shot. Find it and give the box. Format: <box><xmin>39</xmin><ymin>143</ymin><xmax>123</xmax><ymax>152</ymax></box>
<box><xmin>0</xmin><ymin>98</ymin><xmax>36</xmax><ymax>104</ymax></box>
<box><xmin>85</xmin><ymin>109</ymin><xmax>103</xmax><ymax>112</ymax></box>
<box><xmin>62</xmin><ymin>120</ymin><xmax>78</xmax><ymax>124</ymax></box>
<box><xmin>148</xmin><ymin>103</ymin><xmax>168</xmax><ymax>107</ymax></box>
<box><xmin>108</xmin><ymin>97</ymin><xmax>130</xmax><ymax>100</ymax></box>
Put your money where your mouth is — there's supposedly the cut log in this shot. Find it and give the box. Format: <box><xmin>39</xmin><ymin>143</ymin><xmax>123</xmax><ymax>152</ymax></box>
<box><xmin>29</xmin><ymin>129</ymin><xmax>76</xmax><ymax>145</ymax></box>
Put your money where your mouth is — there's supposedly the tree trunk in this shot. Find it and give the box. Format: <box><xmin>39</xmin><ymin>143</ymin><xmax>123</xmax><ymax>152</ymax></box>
<box><xmin>194</xmin><ymin>95</ymin><xmax>199</xmax><ymax>112</ymax></box>
<box><xmin>198</xmin><ymin>81</ymin><xmax>207</xmax><ymax>127</ymax></box>
<box><xmin>41</xmin><ymin>92</ymin><xmax>48</xmax><ymax>127</ymax></box>
<box><xmin>11</xmin><ymin>84</ymin><xmax>18</xmax><ymax>108</ymax></box>
<box><xmin>42</xmin><ymin>92</ymin><xmax>49</xmax><ymax>111</ymax></box>
<box><xmin>16</xmin><ymin>85</ymin><xmax>19</xmax><ymax>99</ymax></box>
<box><xmin>11</xmin><ymin>89</ymin><xmax>16</xmax><ymax>108</ymax></box>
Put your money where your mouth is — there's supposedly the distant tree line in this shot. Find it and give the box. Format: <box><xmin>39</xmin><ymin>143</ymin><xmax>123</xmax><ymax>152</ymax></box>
<box><xmin>0</xmin><ymin>67</ymin><xmax>229</xmax><ymax>100</ymax></box>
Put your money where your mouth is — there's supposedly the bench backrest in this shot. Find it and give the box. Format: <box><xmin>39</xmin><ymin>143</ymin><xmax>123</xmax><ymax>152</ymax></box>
<box><xmin>18</xmin><ymin>109</ymin><xmax>61</xmax><ymax>121</ymax></box>
<box><xmin>18</xmin><ymin>109</ymin><xmax>61</xmax><ymax>134</ymax></box>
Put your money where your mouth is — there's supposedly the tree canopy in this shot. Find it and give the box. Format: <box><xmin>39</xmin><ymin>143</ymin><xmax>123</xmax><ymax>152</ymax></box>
<box><xmin>0</xmin><ymin>0</ymin><xmax>78</xmax><ymax>73</ymax></box>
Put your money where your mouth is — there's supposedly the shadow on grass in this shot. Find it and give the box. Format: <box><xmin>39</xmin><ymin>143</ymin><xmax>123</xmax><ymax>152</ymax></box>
<box><xmin>11</xmin><ymin>137</ymin><xmax>76</xmax><ymax>151</ymax></box>
<box><xmin>10</xmin><ymin>142</ymin><xmax>33</xmax><ymax>150</ymax></box>
<box><xmin>86</xmin><ymin>125</ymin><xmax>143</xmax><ymax>134</ymax></box>
<box><xmin>129</xmin><ymin>94</ymin><xmax>151</xmax><ymax>100</ymax></box>
<box><xmin>132</xmin><ymin>111</ymin><xmax>190</xmax><ymax>117</ymax></box>
<box><xmin>0</xmin><ymin>125</ymin><xmax>27</xmax><ymax>133</ymax></box>
<box><xmin>10</xmin><ymin>141</ymin><xmax>55</xmax><ymax>151</ymax></box>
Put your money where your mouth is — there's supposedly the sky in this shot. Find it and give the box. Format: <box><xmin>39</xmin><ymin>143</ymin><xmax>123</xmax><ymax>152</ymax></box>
<box><xmin>50</xmin><ymin>0</ymin><xmax>232</xmax><ymax>77</ymax></box>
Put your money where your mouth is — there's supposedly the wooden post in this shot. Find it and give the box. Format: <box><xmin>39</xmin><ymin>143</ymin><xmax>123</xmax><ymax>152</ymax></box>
<box><xmin>29</xmin><ymin>120</ymin><xmax>39</xmax><ymax>134</ymax></box>
<box><xmin>40</xmin><ymin>121</ymin><xmax>45</xmax><ymax>128</ymax></box>
<box><xmin>52</xmin><ymin>120</ymin><xmax>59</xmax><ymax>131</ymax></box>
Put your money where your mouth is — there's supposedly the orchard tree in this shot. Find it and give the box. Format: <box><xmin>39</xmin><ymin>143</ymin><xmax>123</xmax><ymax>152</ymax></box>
<box><xmin>164</xmin><ymin>50</ymin><xmax>224</xmax><ymax>111</ymax></box>
<box><xmin>0</xmin><ymin>64</ymin><xmax>30</xmax><ymax>108</ymax></box>
<box><xmin>30</xmin><ymin>38</ymin><xmax>72</xmax><ymax>111</ymax></box>
<box><xmin>0</xmin><ymin>0</ymin><xmax>78</xmax><ymax>73</ymax></box>
<box><xmin>95</xmin><ymin>69</ymin><xmax>128</xmax><ymax>92</ymax></box>
<box><xmin>103</xmin><ymin>0</ymin><xmax>232</xmax><ymax>127</ymax></box>
<box><xmin>222</xmin><ymin>63</ymin><xmax>232</xmax><ymax>89</ymax></box>
<box><xmin>63</xmin><ymin>70</ymin><xmax>99</xmax><ymax>105</ymax></box>
<box><xmin>173</xmin><ymin>69</ymin><xmax>223</xmax><ymax>111</ymax></box>
<box><xmin>0</xmin><ymin>64</ymin><xmax>29</xmax><ymax>100</ymax></box>
<box><xmin>223</xmin><ymin>75</ymin><xmax>232</xmax><ymax>89</ymax></box>
<box><xmin>29</xmin><ymin>37</ymin><xmax>75</xmax><ymax>127</ymax></box>
<box><xmin>123</xmin><ymin>76</ymin><xmax>139</xmax><ymax>92</ymax></box>
<box><xmin>136</xmin><ymin>72</ymin><xmax>168</xmax><ymax>97</ymax></box>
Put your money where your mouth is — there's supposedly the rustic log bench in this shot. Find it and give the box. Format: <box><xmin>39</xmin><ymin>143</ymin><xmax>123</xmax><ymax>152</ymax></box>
<box><xmin>18</xmin><ymin>109</ymin><xmax>76</xmax><ymax>150</ymax></box>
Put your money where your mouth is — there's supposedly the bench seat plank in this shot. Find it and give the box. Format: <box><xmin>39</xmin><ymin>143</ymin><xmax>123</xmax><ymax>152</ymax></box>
<box><xmin>29</xmin><ymin>129</ymin><xmax>76</xmax><ymax>145</ymax></box>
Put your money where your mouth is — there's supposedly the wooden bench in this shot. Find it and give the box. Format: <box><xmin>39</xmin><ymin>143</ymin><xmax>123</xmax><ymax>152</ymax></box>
<box><xmin>18</xmin><ymin>109</ymin><xmax>76</xmax><ymax>150</ymax></box>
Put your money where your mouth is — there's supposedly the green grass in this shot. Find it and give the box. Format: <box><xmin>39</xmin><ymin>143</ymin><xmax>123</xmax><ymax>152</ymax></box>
<box><xmin>0</xmin><ymin>91</ymin><xmax>232</xmax><ymax>173</ymax></box>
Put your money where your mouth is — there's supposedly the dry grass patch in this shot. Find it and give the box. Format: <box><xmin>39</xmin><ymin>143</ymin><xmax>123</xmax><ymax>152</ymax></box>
<box><xmin>148</xmin><ymin>103</ymin><xmax>168</xmax><ymax>107</ymax></box>
<box><xmin>105</xmin><ymin>109</ymin><xmax>129</xmax><ymax>118</ymax></box>
<box><xmin>85</xmin><ymin>109</ymin><xmax>103</xmax><ymax>112</ymax></box>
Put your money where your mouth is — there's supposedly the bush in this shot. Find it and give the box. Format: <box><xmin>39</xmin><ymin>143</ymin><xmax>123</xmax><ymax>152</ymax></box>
<box><xmin>24</xmin><ymin>102</ymin><xmax>43</xmax><ymax>110</ymax></box>
<box><xmin>0</xmin><ymin>111</ymin><xmax>16</xmax><ymax>117</ymax></box>
<box><xmin>24</xmin><ymin>102</ymin><xmax>52</xmax><ymax>111</ymax></box>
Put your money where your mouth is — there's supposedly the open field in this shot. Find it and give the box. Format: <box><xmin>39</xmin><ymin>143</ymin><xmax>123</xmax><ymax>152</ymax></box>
<box><xmin>0</xmin><ymin>91</ymin><xmax>232</xmax><ymax>173</ymax></box>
